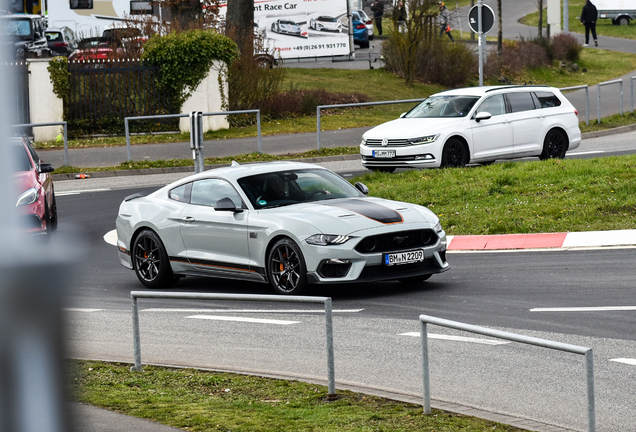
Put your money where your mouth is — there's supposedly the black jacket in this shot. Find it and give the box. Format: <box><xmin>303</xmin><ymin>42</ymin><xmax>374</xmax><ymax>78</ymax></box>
<box><xmin>581</xmin><ymin>1</ymin><xmax>598</xmax><ymax>24</ymax></box>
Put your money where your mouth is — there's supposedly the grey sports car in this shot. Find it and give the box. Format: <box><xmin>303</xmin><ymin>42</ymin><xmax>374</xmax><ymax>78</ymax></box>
<box><xmin>116</xmin><ymin>161</ymin><xmax>449</xmax><ymax>295</ymax></box>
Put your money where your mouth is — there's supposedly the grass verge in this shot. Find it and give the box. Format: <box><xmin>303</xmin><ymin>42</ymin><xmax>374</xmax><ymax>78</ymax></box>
<box><xmin>70</xmin><ymin>360</ymin><xmax>527</xmax><ymax>432</ymax></box>
<box><xmin>520</xmin><ymin>0</ymin><xmax>636</xmax><ymax>41</ymax></box>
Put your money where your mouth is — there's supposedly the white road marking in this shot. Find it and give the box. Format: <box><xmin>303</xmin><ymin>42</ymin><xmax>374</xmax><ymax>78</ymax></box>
<box><xmin>187</xmin><ymin>315</ymin><xmax>300</xmax><ymax>325</ymax></box>
<box><xmin>530</xmin><ymin>306</ymin><xmax>636</xmax><ymax>312</ymax></box>
<box><xmin>568</xmin><ymin>151</ymin><xmax>605</xmax><ymax>156</ymax></box>
<box><xmin>610</xmin><ymin>358</ymin><xmax>636</xmax><ymax>366</ymax></box>
<box><xmin>104</xmin><ymin>229</ymin><xmax>117</xmax><ymax>246</ymax></box>
<box><xmin>144</xmin><ymin>308</ymin><xmax>364</xmax><ymax>313</ymax></box>
<box><xmin>57</xmin><ymin>188</ymin><xmax>111</xmax><ymax>196</ymax></box>
<box><xmin>400</xmin><ymin>332</ymin><xmax>510</xmax><ymax>345</ymax></box>
<box><xmin>64</xmin><ymin>308</ymin><xmax>105</xmax><ymax>312</ymax></box>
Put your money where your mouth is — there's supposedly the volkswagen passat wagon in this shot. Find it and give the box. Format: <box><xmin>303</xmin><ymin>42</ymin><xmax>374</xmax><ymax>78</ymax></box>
<box><xmin>360</xmin><ymin>85</ymin><xmax>581</xmax><ymax>172</ymax></box>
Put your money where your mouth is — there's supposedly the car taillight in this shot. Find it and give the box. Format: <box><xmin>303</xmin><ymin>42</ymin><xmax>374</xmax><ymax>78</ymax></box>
<box><xmin>54</xmin><ymin>42</ymin><xmax>68</xmax><ymax>47</ymax></box>
<box><xmin>356</xmin><ymin>23</ymin><xmax>366</xmax><ymax>29</ymax></box>
<box><xmin>574</xmin><ymin>109</ymin><xmax>578</xmax><ymax>117</ymax></box>
<box><xmin>366</xmin><ymin>20</ymin><xmax>372</xmax><ymax>24</ymax></box>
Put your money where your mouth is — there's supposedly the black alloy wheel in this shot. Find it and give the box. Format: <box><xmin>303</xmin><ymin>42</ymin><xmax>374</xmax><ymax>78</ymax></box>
<box><xmin>132</xmin><ymin>229</ymin><xmax>177</xmax><ymax>289</ymax></box>
<box><xmin>267</xmin><ymin>238</ymin><xmax>308</xmax><ymax>295</ymax></box>
<box><xmin>441</xmin><ymin>138</ymin><xmax>467</xmax><ymax>168</ymax></box>
<box><xmin>540</xmin><ymin>129</ymin><xmax>567</xmax><ymax>160</ymax></box>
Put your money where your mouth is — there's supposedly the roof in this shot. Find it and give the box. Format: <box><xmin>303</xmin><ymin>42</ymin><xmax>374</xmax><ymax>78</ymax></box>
<box><xmin>435</xmin><ymin>85</ymin><xmax>556</xmax><ymax>97</ymax></box>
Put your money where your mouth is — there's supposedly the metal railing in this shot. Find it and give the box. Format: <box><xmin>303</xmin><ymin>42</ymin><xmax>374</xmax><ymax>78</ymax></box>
<box><xmin>418</xmin><ymin>314</ymin><xmax>595</xmax><ymax>432</ymax></box>
<box><xmin>130</xmin><ymin>291</ymin><xmax>337</xmax><ymax>397</ymax></box>
<box><xmin>124</xmin><ymin>109</ymin><xmax>262</xmax><ymax>162</ymax></box>
<box><xmin>597</xmin><ymin>79</ymin><xmax>623</xmax><ymax>123</ymax></box>
<box><xmin>560</xmin><ymin>84</ymin><xmax>589</xmax><ymax>125</ymax></box>
<box><xmin>631</xmin><ymin>76</ymin><xmax>636</xmax><ymax>114</ymax></box>
<box><xmin>316</xmin><ymin>98</ymin><xmax>426</xmax><ymax>150</ymax></box>
<box><xmin>11</xmin><ymin>121</ymin><xmax>69</xmax><ymax>166</ymax></box>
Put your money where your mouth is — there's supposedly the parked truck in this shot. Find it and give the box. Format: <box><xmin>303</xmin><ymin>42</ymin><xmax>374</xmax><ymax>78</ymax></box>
<box><xmin>594</xmin><ymin>0</ymin><xmax>636</xmax><ymax>25</ymax></box>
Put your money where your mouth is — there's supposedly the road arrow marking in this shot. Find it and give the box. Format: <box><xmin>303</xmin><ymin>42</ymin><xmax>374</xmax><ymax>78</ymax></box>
<box><xmin>610</xmin><ymin>358</ymin><xmax>636</xmax><ymax>366</ymax></box>
<box><xmin>187</xmin><ymin>315</ymin><xmax>300</xmax><ymax>325</ymax></box>
<box><xmin>530</xmin><ymin>306</ymin><xmax>636</xmax><ymax>312</ymax></box>
<box><xmin>400</xmin><ymin>332</ymin><xmax>510</xmax><ymax>345</ymax></box>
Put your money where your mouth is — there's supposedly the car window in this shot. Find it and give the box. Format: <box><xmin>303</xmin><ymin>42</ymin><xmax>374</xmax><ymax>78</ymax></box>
<box><xmin>190</xmin><ymin>178</ymin><xmax>243</xmax><ymax>208</ymax></box>
<box><xmin>534</xmin><ymin>91</ymin><xmax>562</xmax><ymax>108</ymax></box>
<box><xmin>22</xmin><ymin>138</ymin><xmax>41</xmax><ymax>165</ymax></box>
<box><xmin>45</xmin><ymin>31</ymin><xmax>62</xmax><ymax>41</ymax></box>
<box><xmin>506</xmin><ymin>92</ymin><xmax>536</xmax><ymax>113</ymax></box>
<box><xmin>169</xmin><ymin>183</ymin><xmax>191</xmax><ymax>203</ymax></box>
<box><xmin>238</xmin><ymin>168</ymin><xmax>362</xmax><ymax>209</ymax></box>
<box><xmin>405</xmin><ymin>96</ymin><xmax>479</xmax><ymax>118</ymax></box>
<box><xmin>10</xmin><ymin>143</ymin><xmax>32</xmax><ymax>172</ymax></box>
<box><xmin>474</xmin><ymin>94</ymin><xmax>506</xmax><ymax>117</ymax></box>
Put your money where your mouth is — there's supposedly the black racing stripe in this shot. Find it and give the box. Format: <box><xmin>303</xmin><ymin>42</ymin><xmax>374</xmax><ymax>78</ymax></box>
<box><xmin>319</xmin><ymin>199</ymin><xmax>403</xmax><ymax>224</ymax></box>
<box><xmin>171</xmin><ymin>256</ymin><xmax>264</xmax><ymax>275</ymax></box>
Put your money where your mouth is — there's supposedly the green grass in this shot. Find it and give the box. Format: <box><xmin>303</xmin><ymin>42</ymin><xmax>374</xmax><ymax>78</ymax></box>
<box><xmin>520</xmin><ymin>0</ymin><xmax>636</xmax><ymax>40</ymax></box>
<box><xmin>357</xmin><ymin>156</ymin><xmax>636</xmax><ymax>235</ymax></box>
<box><xmin>70</xmin><ymin>360</ymin><xmax>527</xmax><ymax>432</ymax></box>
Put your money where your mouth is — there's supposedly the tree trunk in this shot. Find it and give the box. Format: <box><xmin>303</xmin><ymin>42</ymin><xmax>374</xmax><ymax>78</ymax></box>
<box><xmin>497</xmin><ymin>0</ymin><xmax>502</xmax><ymax>55</ymax></box>
<box><xmin>226</xmin><ymin>0</ymin><xmax>255</xmax><ymax>55</ymax></box>
<box><xmin>538</xmin><ymin>0</ymin><xmax>543</xmax><ymax>37</ymax></box>
<box><xmin>169</xmin><ymin>0</ymin><xmax>202</xmax><ymax>31</ymax></box>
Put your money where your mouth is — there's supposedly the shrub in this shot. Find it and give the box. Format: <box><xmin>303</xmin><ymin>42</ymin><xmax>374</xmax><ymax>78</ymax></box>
<box><xmin>552</xmin><ymin>33</ymin><xmax>582</xmax><ymax>62</ymax></box>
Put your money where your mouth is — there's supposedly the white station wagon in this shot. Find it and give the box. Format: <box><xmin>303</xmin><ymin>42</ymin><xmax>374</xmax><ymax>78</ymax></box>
<box><xmin>360</xmin><ymin>85</ymin><xmax>582</xmax><ymax>172</ymax></box>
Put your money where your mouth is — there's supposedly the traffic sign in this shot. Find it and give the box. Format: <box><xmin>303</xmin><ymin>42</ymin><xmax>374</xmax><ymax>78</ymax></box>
<box><xmin>468</xmin><ymin>4</ymin><xmax>495</xmax><ymax>34</ymax></box>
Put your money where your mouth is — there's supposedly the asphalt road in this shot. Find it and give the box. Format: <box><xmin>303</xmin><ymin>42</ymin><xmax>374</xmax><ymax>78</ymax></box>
<box><xmin>54</xmin><ymin>131</ymin><xmax>636</xmax><ymax>431</ymax></box>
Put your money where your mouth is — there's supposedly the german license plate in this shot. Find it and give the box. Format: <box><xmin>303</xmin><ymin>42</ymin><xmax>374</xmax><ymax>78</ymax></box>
<box><xmin>372</xmin><ymin>150</ymin><xmax>396</xmax><ymax>158</ymax></box>
<box><xmin>384</xmin><ymin>249</ymin><xmax>424</xmax><ymax>266</ymax></box>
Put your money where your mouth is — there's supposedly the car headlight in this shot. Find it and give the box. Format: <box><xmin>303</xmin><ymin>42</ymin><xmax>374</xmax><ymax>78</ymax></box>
<box><xmin>306</xmin><ymin>234</ymin><xmax>351</xmax><ymax>246</ymax></box>
<box><xmin>409</xmin><ymin>134</ymin><xmax>439</xmax><ymax>145</ymax></box>
<box><xmin>361</xmin><ymin>137</ymin><xmax>367</xmax><ymax>145</ymax></box>
<box><xmin>434</xmin><ymin>222</ymin><xmax>443</xmax><ymax>232</ymax></box>
<box><xmin>16</xmin><ymin>188</ymin><xmax>39</xmax><ymax>207</ymax></box>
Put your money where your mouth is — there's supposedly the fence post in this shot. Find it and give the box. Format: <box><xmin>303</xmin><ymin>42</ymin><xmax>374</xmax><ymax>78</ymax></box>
<box><xmin>324</xmin><ymin>297</ymin><xmax>336</xmax><ymax>397</ymax></box>
<box><xmin>420</xmin><ymin>320</ymin><xmax>431</xmax><ymax>414</ymax></box>
<box><xmin>257</xmin><ymin>110</ymin><xmax>262</xmax><ymax>154</ymax></box>
<box><xmin>63</xmin><ymin>121</ymin><xmax>68</xmax><ymax>166</ymax></box>
<box><xmin>620</xmin><ymin>79</ymin><xmax>623</xmax><ymax>116</ymax></box>
<box><xmin>125</xmin><ymin>118</ymin><xmax>132</xmax><ymax>162</ymax></box>
<box><xmin>317</xmin><ymin>106</ymin><xmax>322</xmax><ymax>151</ymax></box>
<box><xmin>131</xmin><ymin>295</ymin><xmax>142</xmax><ymax>372</ymax></box>
<box><xmin>197</xmin><ymin>112</ymin><xmax>205</xmax><ymax>172</ymax></box>
<box><xmin>597</xmin><ymin>83</ymin><xmax>601</xmax><ymax>124</ymax></box>
<box><xmin>585</xmin><ymin>86</ymin><xmax>589</xmax><ymax>126</ymax></box>
<box><xmin>586</xmin><ymin>350</ymin><xmax>596</xmax><ymax>432</ymax></box>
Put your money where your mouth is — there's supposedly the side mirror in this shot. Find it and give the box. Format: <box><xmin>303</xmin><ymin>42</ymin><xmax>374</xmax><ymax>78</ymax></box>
<box><xmin>355</xmin><ymin>182</ymin><xmax>369</xmax><ymax>195</ymax></box>
<box><xmin>475</xmin><ymin>112</ymin><xmax>492</xmax><ymax>123</ymax></box>
<box><xmin>39</xmin><ymin>163</ymin><xmax>55</xmax><ymax>173</ymax></box>
<box><xmin>214</xmin><ymin>197</ymin><xmax>244</xmax><ymax>213</ymax></box>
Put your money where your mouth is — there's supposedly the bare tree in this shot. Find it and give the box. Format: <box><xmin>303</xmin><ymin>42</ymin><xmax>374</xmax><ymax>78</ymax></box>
<box><xmin>537</xmin><ymin>0</ymin><xmax>544</xmax><ymax>37</ymax></box>
<box><xmin>226</xmin><ymin>0</ymin><xmax>255</xmax><ymax>54</ymax></box>
<box><xmin>497</xmin><ymin>0</ymin><xmax>502</xmax><ymax>54</ymax></box>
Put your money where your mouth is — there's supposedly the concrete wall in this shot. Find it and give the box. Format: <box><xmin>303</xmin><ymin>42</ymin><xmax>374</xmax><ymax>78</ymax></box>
<box><xmin>180</xmin><ymin>61</ymin><xmax>229</xmax><ymax>133</ymax></box>
<box><xmin>27</xmin><ymin>59</ymin><xmax>64</xmax><ymax>142</ymax></box>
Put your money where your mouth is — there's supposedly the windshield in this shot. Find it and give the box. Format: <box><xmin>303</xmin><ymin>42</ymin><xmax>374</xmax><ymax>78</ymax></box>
<box><xmin>10</xmin><ymin>144</ymin><xmax>32</xmax><ymax>172</ymax></box>
<box><xmin>1</xmin><ymin>19</ymin><xmax>32</xmax><ymax>37</ymax></box>
<box><xmin>405</xmin><ymin>95</ymin><xmax>480</xmax><ymax>118</ymax></box>
<box><xmin>238</xmin><ymin>169</ymin><xmax>362</xmax><ymax>209</ymax></box>
<box><xmin>318</xmin><ymin>17</ymin><xmax>336</xmax><ymax>22</ymax></box>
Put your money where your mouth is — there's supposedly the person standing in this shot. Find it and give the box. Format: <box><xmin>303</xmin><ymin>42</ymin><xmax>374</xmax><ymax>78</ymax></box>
<box><xmin>395</xmin><ymin>0</ymin><xmax>406</xmax><ymax>32</ymax></box>
<box><xmin>438</xmin><ymin>2</ymin><xmax>454</xmax><ymax>42</ymax></box>
<box><xmin>581</xmin><ymin>0</ymin><xmax>598</xmax><ymax>46</ymax></box>
<box><xmin>371</xmin><ymin>0</ymin><xmax>384</xmax><ymax>36</ymax></box>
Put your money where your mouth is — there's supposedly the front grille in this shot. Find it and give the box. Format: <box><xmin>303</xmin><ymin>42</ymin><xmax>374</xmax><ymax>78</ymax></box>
<box><xmin>365</xmin><ymin>138</ymin><xmax>411</xmax><ymax>147</ymax></box>
<box><xmin>355</xmin><ymin>229</ymin><xmax>439</xmax><ymax>254</ymax></box>
<box><xmin>362</xmin><ymin>155</ymin><xmax>419</xmax><ymax>162</ymax></box>
<box><xmin>318</xmin><ymin>261</ymin><xmax>352</xmax><ymax>278</ymax></box>
<box><xmin>22</xmin><ymin>214</ymin><xmax>43</xmax><ymax>229</ymax></box>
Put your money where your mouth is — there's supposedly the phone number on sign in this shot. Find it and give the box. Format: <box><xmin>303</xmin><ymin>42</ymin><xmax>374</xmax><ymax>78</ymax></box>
<box><xmin>294</xmin><ymin>43</ymin><xmax>347</xmax><ymax>50</ymax></box>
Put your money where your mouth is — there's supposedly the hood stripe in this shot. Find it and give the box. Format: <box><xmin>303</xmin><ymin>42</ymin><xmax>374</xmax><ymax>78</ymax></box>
<box><xmin>319</xmin><ymin>199</ymin><xmax>403</xmax><ymax>224</ymax></box>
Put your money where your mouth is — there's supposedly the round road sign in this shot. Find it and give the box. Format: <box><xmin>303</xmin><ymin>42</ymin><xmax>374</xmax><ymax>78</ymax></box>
<box><xmin>468</xmin><ymin>4</ymin><xmax>495</xmax><ymax>34</ymax></box>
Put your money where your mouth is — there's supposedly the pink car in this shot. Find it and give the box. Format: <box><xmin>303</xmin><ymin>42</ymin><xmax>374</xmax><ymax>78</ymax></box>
<box><xmin>11</xmin><ymin>136</ymin><xmax>58</xmax><ymax>236</ymax></box>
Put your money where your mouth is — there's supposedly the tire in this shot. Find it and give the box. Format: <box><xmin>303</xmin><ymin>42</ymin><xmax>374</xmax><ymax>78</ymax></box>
<box><xmin>618</xmin><ymin>16</ymin><xmax>630</xmax><ymax>26</ymax></box>
<box><xmin>539</xmin><ymin>129</ymin><xmax>567</xmax><ymax>160</ymax></box>
<box><xmin>50</xmin><ymin>193</ymin><xmax>58</xmax><ymax>231</ymax></box>
<box><xmin>369</xmin><ymin>166</ymin><xmax>396</xmax><ymax>173</ymax></box>
<box><xmin>361</xmin><ymin>40</ymin><xmax>370</xmax><ymax>48</ymax></box>
<box><xmin>399</xmin><ymin>274</ymin><xmax>432</xmax><ymax>284</ymax></box>
<box><xmin>440</xmin><ymin>138</ymin><xmax>467</xmax><ymax>168</ymax></box>
<box><xmin>43</xmin><ymin>197</ymin><xmax>52</xmax><ymax>240</ymax></box>
<box><xmin>267</xmin><ymin>238</ymin><xmax>308</xmax><ymax>295</ymax></box>
<box><xmin>132</xmin><ymin>229</ymin><xmax>177</xmax><ymax>289</ymax></box>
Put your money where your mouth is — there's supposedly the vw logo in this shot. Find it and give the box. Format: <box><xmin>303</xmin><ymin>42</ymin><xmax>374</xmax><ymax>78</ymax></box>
<box><xmin>381</xmin><ymin>138</ymin><xmax>388</xmax><ymax>147</ymax></box>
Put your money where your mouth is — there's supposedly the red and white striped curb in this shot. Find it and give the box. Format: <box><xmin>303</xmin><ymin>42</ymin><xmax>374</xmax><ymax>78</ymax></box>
<box><xmin>447</xmin><ymin>230</ymin><xmax>636</xmax><ymax>251</ymax></box>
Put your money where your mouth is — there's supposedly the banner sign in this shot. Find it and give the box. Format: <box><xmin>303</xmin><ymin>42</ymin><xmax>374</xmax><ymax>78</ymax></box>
<box><xmin>219</xmin><ymin>0</ymin><xmax>351</xmax><ymax>59</ymax></box>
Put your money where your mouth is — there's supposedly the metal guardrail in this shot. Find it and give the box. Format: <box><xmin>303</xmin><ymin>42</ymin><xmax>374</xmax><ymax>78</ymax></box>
<box><xmin>560</xmin><ymin>84</ymin><xmax>589</xmax><ymax>125</ymax></box>
<box><xmin>631</xmin><ymin>76</ymin><xmax>636</xmax><ymax>114</ymax></box>
<box><xmin>597</xmin><ymin>79</ymin><xmax>623</xmax><ymax>124</ymax></box>
<box><xmin>130</xmin><ymin>291</ymin><xmax>337</xmax><ymax>397</ymax></box>
<box><xmin>316</xmin><ymin>98</ymin><xmax>426</xmax><ymax>150</ymax></box>
<box><xmin>11</xmin><ymin>121</ymin><xmax>69</xmax><ymax>166</ymax></box>
<box><xmin>124</xmin><ymin>109</ymin><xmax>262</xmax><ymax>162</ymax></box>
<box><xmin>418</xmin><ymin>314</ymin><xmax>596</xmax><ymax>432</ymax></box>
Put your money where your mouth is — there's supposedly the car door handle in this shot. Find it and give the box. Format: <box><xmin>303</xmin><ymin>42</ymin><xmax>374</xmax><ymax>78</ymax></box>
<box><xmin>181</xmin><ymin>216</ymin><xmax>195</xmax><ymax>223</ymax></box>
